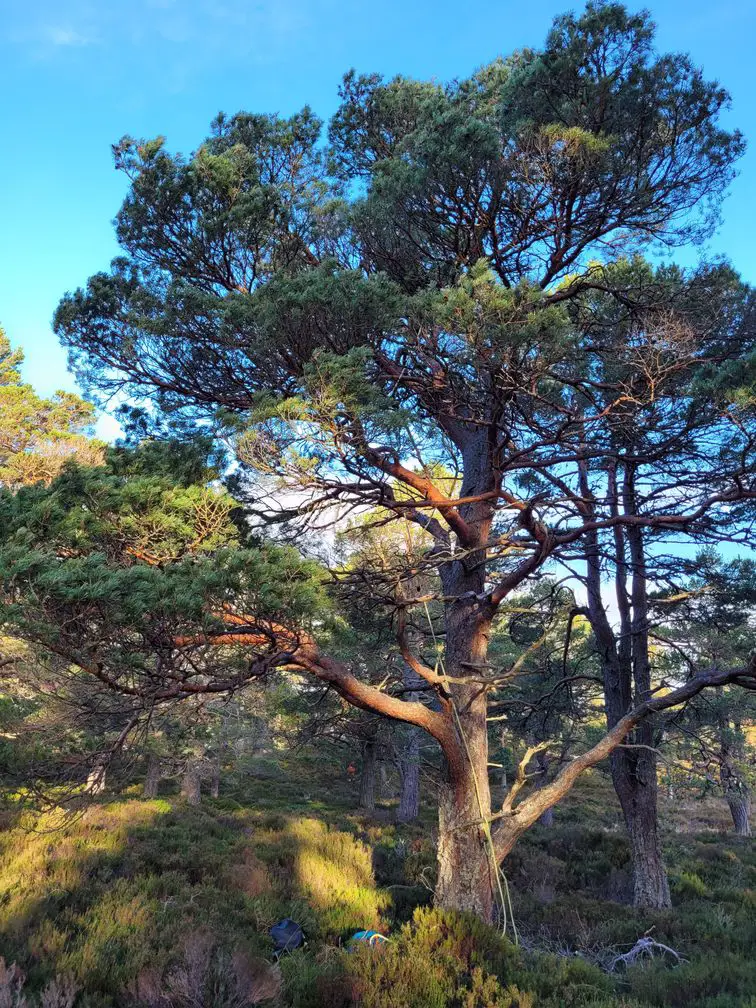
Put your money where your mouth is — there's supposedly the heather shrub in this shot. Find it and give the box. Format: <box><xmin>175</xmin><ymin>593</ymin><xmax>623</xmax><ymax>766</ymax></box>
<box><xmin>0</xmin><ymin>959</ymin><xmax>78</xmax><ymax>1008</ymax></box>
<box><xmin>626</xmin><ymin>952</ymin><xmax>756</xmax><ymax>1008</ymax></box>
<box><xmin>671</xmin><ymin>871</ymin><xmax>710</xmax><ymax>899</ymax></box>
<box><xmin>336</xmin><ymin>907</ymin><xmax>534</xmax><ymax>1008</ymax></box>
<box><xmin>279</xmin><ymin>949</ymin><xmax>351</xmax><ymax>1008</ymax></box>
<box><xmin>253</xmin><ymin>817</ymin><xmax>390</xmax><ymax>938</ymax></box>
<box><xmin>127</xmin><ymin>933</ymin><xmax>280</xmax><ymax>1007</ymax></box>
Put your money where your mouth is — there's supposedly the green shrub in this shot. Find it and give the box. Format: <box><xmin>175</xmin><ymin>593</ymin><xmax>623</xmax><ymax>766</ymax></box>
<box><xmin>671</xmin><ymin>872</ymin><xmax>710</xmax><ymax>899</ymax></box>
<box><xmin>253</xmin><ymin>816</ymin><xmax>390</xmax><ymax>938</ymax></box>
<box><xmin>280</xmin><ymin>949</ymin><xmax>350</xmax><ymax>1008</ymax></box>
<box><xmin>627</xmin><ymin>952</ymin><xmax>756</xmax><ymax>1008</ymax></box>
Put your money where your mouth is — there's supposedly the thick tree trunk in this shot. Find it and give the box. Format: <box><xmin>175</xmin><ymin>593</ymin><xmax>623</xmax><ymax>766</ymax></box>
<box><xmin>144</xmin><ymin>756</ymin><xmax>161</xmax><ymax>799</ymax></box>
<box><xmin>611</xmin><ymin>743</ymin><xmax>670</xmax><ymax>907</ymax></box>
<box><xmin>435</xmin><ymin>552</ymin><xmax>497</xmax><ymax>921</ymax></box>
<box><xmin>396</xmin><ymin>726</ymin><xmax>421</xmax><ymax>823</ymax></box>
<box><xmin>182</xmin><ymin>760</ymin><xmax>202</xmax><ymax>806</ymax></box>
<box><xmin>359</xmin><ymin>739</ymin><xmax>377</xmax><ymax>812</ymax></box>
<box><xmin>726</xmin><ymin>794</ymin><xmax>752</xmax><ymax>837</ymax></box>
<box><xmin>435</xmin><ymin>761</ymin><xmax>495</xmax><ymax>921</ymax></box>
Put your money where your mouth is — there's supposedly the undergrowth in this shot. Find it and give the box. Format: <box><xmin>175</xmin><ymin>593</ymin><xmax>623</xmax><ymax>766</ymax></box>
<box><xmin>0</xmin><ymin>767</ymin><xmax>752</xmax><ymax>1007</ymax></box>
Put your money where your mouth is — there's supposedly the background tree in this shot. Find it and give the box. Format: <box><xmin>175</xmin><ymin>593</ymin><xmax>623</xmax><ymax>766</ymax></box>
<box><xmin>0</xmin><ymin>327</ymin><xmax>102</xmax><ymax>489</ymax></box>
<box><xmin>0</xmin><ymin>444</ymin><xmax>327</xmax><ymax>799</ymax></box>
<box><xmin>656</xmin><ymin>552</ymin><xmax>756</xmax><ymax>838</ymax></box>
<box><xmin>566</xmin><ymin>260</ymin><xmax>756</xmax><ymax>905</ymax></box>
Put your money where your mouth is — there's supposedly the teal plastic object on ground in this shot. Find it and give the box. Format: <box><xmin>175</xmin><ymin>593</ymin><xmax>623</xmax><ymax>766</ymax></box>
<box><xmin>350</xmin><ymin>930</ymin><xmax>389</xmax><ymax>947</ymax></box>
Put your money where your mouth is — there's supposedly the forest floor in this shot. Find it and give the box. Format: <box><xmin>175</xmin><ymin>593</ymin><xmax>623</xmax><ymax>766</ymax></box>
<box><xmin>0</xmin><ymin>755</ymin><xmax>753</xmax><ymax>1008</ymax></box>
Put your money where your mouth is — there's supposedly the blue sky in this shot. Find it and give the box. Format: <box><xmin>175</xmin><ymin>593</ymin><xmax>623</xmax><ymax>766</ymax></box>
<box><xmin>1</xmin><ymin>0</ymin><xmax>754</xmax><ymax>439</ymax></box>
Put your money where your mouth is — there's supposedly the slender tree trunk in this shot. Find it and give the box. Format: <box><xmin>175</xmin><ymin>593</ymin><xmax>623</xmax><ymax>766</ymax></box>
<box><xmin>397</xmin><ymin>726</ymin><xmax>421</xmax><ymax>823</ymax></box>
<box><xmin>209</xmin><ymin>763</ymin><xmax>220</xmax><ymax>799</ymax></box>
<box><xmin>720</xmin><ymin>723</ymin><xmax>752</xmax><ymax>837</ymax></box>
<box><xmin>623</xmin><ymin>484</ymin><xmax>670</xmax><ymax>908</ymax></box>
<box><xmin>397</xmin><ymin>662</ymin><xmax>424</xmax><ymax>823</ymax></box>
<box><xmin>182</xmin><ymin>760</ymin><xmax>202</xmax><ymax>806</ymax></box>
<box><xmin>534</xmin><ymin>751</ymin><xmax>554</xmax><ymax>826</ymax></box>
<box><xmin>86</xmin><ymin>760</ymin><xmax>107</xmax><ymax>795</ymax></box>
<box><xmin>602</xmin><ymin>656</ymin><xmax>670</xmax><ymax>907</ymax></box>
<box><xmin>584</xmin><ymin>462</ymin><xmax>670</xmax><ymax>909</ymax></box>
<box><xmin>144</xmin><ymin>756</ymin><xmax>161</xmax><ymax>799</ymax></box>
<box><xmin>359</xmin><ymin>738</ymin><xmax>377</xmax><ymax>812</ymax></box>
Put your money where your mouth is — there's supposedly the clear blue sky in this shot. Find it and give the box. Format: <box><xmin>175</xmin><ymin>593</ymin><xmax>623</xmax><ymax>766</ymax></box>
<box><xmin>1</xmin><ymin>0</ymin><xmax>754</xmax><ymax>438</ymax></box>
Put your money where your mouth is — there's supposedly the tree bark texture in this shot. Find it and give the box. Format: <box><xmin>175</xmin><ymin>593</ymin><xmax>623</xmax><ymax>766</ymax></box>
<box><xmin>720</xmin><ymin>723</ymin><xmax>752</xmax><ymax>837</ymax></box>
<box><xmin>359</xmin><ymin>738</ymin><xmax>377</xmax><ymax>812</ymax></box>
<box><xmin>434</xmin><ymin>545</ymin><xmax>497</xmax><ymax>919</ymax></box>
<box><xmin>397</xmin><ymin>726</ymin><xmax>421</xmax><ymax>823</ymax></box>
<box><xmin>144</xmin><ymin>756</ymin><xmax>161</xmax><ymax>799</ymax></box>
<box><xmin>182</xmin><ymin>760</ymin><xmax>202</xmax><ymax>806</ymax></box>
<box><xmin>583</xmin><ymin>466</ymin><xmax>671</xmax><ymax>909</ymax></box>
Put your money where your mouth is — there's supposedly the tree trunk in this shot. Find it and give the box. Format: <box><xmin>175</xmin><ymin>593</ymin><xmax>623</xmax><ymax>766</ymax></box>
<box><xmin>209</xmin><ymin>764</ymin><xmax>220</xmax><ymax>799</ymax></box>
<box><xmin>435</xmin><ymin>760</ymin><xmax>495</xmax><ymax>921</ymax></box>
<box><xmin>726</xmin><ymin>793</ymin><xmax>752</xmax><ymax>837</ymax></box>
<box><xmin>623</xmin><ymin>476</ymin><xmax>671</xmax><ymax>908</ymax></box>
<box><xmin>396</xmin><ymin>726</ymin><xmax>421</xmax><ymax>823</ymax></box>
<box><xmin>86</xmin><ymin>761</ymin><xmax>107</xmax><ymax>795</ymax></box>
<box><xmin>719</xmin><ymin>718</ymin><xmax>752</xmax><ymax>837</ymax></box>
<box><xmin>611</xmin><ymin>743</ymin><xmax>670</xmax><ymax>907</ymax></box>
<box><xmin>144</xmin><ymin>756</ymin><xmax>161</xmax><ymax>799</ymax></box>
<box><xmin>584</xmin><ymin>469</ymin><xmax>671</xmax><ymax>910</ymax></box>
<box><xmin>539</xmin><ymin>805</ymin><xmax>554</xmax><ymax>827</ymax></box>
<box><xmin>376</xmin><ymin>760</ymin><xmax>388</xmax><ymax>802</ymax></box>
<box><xmin>534</xmin><ymin>750</ymin><xmax>554</xmax><ymax>826</ymax></box>
<box><xmin>434</xmin><ymin>561</ymin><xmax>497</xmax><ymax>921</ymax></box>
<box><xmin>721</xmin><ymin>762</ymin><xmax>752</xmax><ymax>836</ymax></box>
<box><xmin>182</xmin><ymin>760</ymin><xmax>202</xmax><ymax>806</ymax></box>
<box><xmin>359</xmin><ymin>739</ymin><xmax>377</xmax><ymax>812</ymax></box>
<box><xmin>397</xmin><ymin>661</ymin><xmax>424</xmax><ymax>824</ymax></box>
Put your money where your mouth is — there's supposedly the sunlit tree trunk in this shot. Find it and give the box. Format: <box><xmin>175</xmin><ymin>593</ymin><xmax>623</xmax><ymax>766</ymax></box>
<box><xmin>434</xmin><ymin>553</ymin><xmax>497</xmax><ymax>920</ymax></box>
<box><xmin>86</xmin><ymin>760</ymin><xmax>107</xmax><ymax>795</ymax></box>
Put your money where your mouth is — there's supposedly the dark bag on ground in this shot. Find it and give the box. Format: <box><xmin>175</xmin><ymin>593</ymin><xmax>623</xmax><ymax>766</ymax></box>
<box><xmin>269</xmin><ymin>918</ymin><xmax>305</xmax><ymax>957</ymax></box>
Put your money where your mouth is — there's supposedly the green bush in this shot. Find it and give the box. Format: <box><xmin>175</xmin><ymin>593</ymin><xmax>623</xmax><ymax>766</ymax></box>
<box><xmin>342</xmin><ymin>909</ymin><xmax>534</xmax><ymax>1008</ymax></box>
<box><xmin>627</xmin><ymin>952</ymin><xmax>756</xmax><ymax>1008</ymax></box>
<box><xmin>671</xmin><ymin>872</ymin><xmax>710</xmax><ymax>899</ymax></box>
